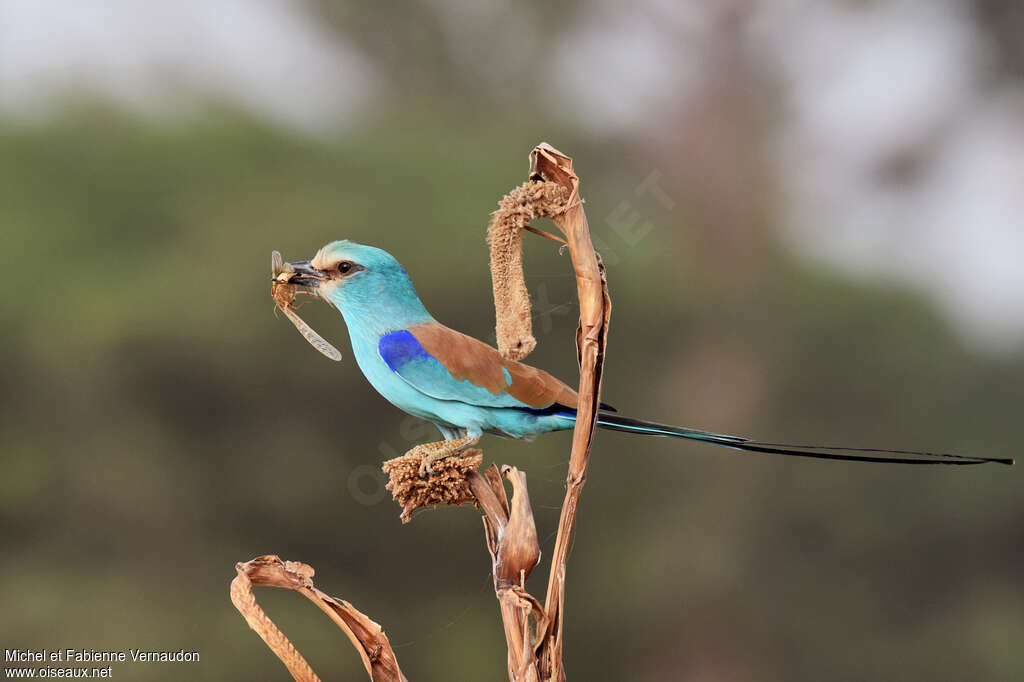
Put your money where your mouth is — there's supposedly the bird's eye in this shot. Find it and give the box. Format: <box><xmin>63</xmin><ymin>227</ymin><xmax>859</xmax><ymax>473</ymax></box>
<box><xmin>338</xmin><ymin>261</ymin><xmax>352</xmax><ymax>274</ymax></box>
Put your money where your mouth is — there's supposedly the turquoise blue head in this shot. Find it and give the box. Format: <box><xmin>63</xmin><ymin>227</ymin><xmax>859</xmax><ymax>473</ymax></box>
<box><xmin>285</xmin><ymin>241</ymin><xmax>433</xmax><ymax>334</ymax></box>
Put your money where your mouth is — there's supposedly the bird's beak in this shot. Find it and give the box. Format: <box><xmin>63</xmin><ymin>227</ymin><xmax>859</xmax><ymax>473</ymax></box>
<box><xmin>279</xmin><ymin>260</ymin><xmax>327</xmax><ymax>287</ymax></box>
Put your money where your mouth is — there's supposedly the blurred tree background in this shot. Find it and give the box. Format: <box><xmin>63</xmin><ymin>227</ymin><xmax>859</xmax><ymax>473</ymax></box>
<box><xmin>1</xmin><ymin>1</ymin><xmax>1022</xmax><ymax>680</ymax></box>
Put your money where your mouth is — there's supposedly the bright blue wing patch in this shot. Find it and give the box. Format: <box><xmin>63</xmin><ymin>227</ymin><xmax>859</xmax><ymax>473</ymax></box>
<box><xmin>379</xmin><ymin>330</ymin><xmax>431</xmax><ymax>371</ymax></box>
<box><xmin>378</xmin><ymin>331</ymin><xmax>530</xmax><ymax>408</ymax></box>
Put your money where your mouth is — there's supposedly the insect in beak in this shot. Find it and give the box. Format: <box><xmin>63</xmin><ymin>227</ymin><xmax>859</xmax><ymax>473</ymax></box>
<box><xmin>277</xmin><ymin>259</ymin><xmax>327</xmax><ymax>287</ymax></box>
<box><xmin>271</xmin><ymin>251</ymin><xmax>342</xmax><ymax>362</ymax></box>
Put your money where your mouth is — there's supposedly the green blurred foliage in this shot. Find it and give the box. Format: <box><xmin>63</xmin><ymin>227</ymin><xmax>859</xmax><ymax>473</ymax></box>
<box><xmin>1</xmin><ymin>102</ymin><xmax>1021</xmax><ymax>682</ymax></box>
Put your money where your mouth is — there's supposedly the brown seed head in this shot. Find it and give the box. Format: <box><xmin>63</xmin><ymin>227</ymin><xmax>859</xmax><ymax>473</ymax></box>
<box><xmin>382</xmin><ymin>450</ymin><xmax>483</xmax><ymax>523</ymax></box>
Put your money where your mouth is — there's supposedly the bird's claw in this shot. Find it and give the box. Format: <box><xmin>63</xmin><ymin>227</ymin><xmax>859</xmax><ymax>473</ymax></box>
<box><xmin>414</xmin><ymin>446</ymin><xmax>449</xmax><ymax>478</ymax></box>
<box><xmin>417</xmin><ymin>458</ymin><xmax>439</xmax><ymax>478</ymax></box>
<box><xmin>412</xmin><ymin>435</ymin><xmax>479</xmax><ymax>478</ymax></box>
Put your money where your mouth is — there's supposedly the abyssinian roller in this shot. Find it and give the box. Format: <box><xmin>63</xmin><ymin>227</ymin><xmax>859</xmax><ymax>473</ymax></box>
<box><xmin>276</xmin><ymin>240</ymin><xmax>1012</xmax><ymax>474</ymax></box>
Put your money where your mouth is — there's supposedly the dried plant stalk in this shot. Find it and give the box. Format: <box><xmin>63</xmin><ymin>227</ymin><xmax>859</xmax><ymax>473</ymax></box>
<box><xmin>487</xmin><ymin>181</ymin><xmax>570</xmax><ymax>360</ymax></box>
<box><xmin>468</xmin><ymin>466</ymin><xmax>546</xmax><ymax>681</ymax></box>
<box><xmin>384</xmin><ymin>143</ymin><xmax>607</xmax><ymax>681</ymax></box>
<box><xmin>527</xmin><ymin>144</ymin><xmax>610</xmax><ymax>681</ymax></box>
<box><xmin>231</xmin><ymin>555</ymin><xmax>407</xmax><ymax>682</ymax></box>
<box><xmin>456</xmin><ymin>143</ymin><xmax>608</xmax><ymax>681</ymax></box>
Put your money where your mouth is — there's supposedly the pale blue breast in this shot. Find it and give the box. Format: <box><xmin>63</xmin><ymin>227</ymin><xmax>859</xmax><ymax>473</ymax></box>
<box><xmin>348</xmin><ymin>330</ymin><xmax>455</xmax><ymax>424</ymax></box>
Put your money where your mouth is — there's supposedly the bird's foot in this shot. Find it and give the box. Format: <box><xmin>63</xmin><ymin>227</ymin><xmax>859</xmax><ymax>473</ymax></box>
<box><xmin>412</xmin><ymin>435</ymin><xmax>479</xmax><ymax>478</ymax></box>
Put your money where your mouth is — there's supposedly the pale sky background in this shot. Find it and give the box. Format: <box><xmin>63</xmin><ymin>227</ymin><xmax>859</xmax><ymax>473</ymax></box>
<box><xmin>2</xmin><ymin>0</ymin><xmax>1022</xmax><ymax>348</ymax></box>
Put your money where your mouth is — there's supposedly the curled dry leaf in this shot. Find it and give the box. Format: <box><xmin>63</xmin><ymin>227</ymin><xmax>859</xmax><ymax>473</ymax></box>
<box><xmin>468</xmin><ymin>465</ymin><xmax>542</xmax><ymax>589</ymax></box>
<box><xmin>467</xmin><ymin>465</ymin><xmax>546</xmax><ymax>681</ymax></box>
<box><xmin>230</xmin><ymin>554</ymin><xmax>407</xmax><ymax>682</ymax></box>
<box><xmin>496</xmin><ymin>466</ymin><xmax>541</xmax><ymax>589</ymax></box>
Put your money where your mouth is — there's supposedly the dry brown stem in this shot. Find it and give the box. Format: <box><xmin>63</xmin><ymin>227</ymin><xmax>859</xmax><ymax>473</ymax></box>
<box><xmin>230</xmin><ymin>555</ymin><xmax>407</xmax><ymax>682</ymax></box>
<box><xmin>527</xmin><ymin>144</ymin><xmax>610</xmax><ymax>681</ymax></box>
<box><xmin>465</xmin><ymin>143</ymin><xmax>610</xmax><ymax>681</ymax></box>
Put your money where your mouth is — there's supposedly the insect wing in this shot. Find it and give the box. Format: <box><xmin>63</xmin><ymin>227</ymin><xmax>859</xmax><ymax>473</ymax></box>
<box><xmin>281</xmin><ymin>305</ymin><xmax>342</xmax><ymax>361</ymax></box>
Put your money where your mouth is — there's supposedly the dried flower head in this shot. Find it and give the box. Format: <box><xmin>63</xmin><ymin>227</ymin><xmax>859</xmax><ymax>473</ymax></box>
<box><xmin>487</xmin><ymin>181</ymin><xmax>570</xmax><ymax>361</ymax></box>
<box><xmin>382</xmin><ymin>450</ymin><xmax>483</xmax><ymax>523</ymax></box>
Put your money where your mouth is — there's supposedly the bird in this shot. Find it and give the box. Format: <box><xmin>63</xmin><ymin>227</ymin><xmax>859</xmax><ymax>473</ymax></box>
<box><xmin>278</xmin><ymin>240</ymin><xmax>1012</xmax><ymax>474</ymax></box>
